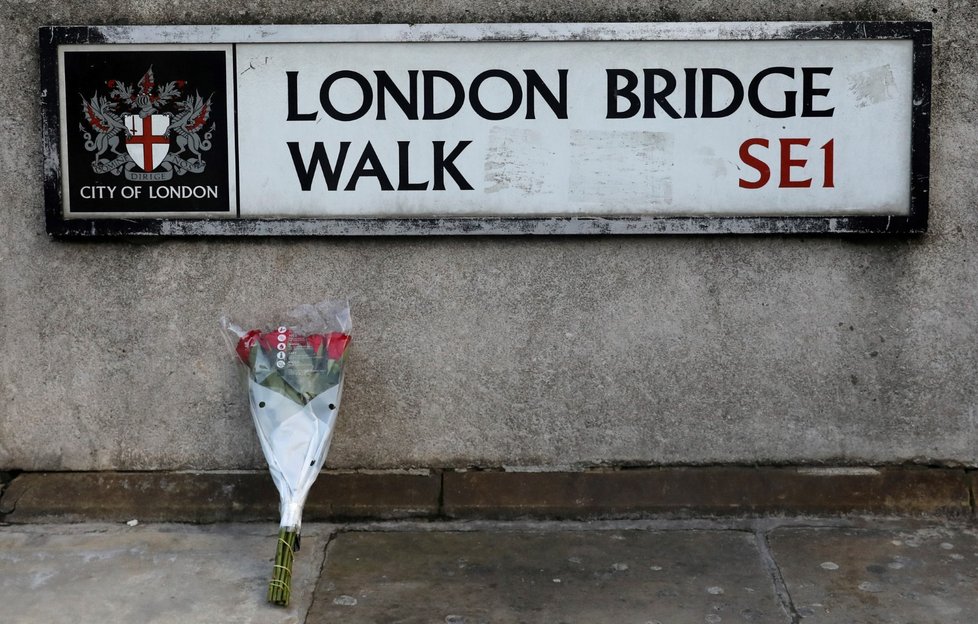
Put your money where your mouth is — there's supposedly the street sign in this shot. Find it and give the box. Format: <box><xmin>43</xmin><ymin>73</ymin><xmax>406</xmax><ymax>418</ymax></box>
<box><xmin>40</xmin><ymin>22</ymin><xmax>931</xmax><ymax>236</ymax></box>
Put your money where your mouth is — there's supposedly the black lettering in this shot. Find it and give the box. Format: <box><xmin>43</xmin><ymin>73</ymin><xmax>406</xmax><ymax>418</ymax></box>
<box><xmin>607</xmin><ymin>69</ymin><xmax>640</xmax><ymax>119</ymax></box>
<box><xmin>344</xmin><ymin>142</ymin><xmax>394</xmax><ymax>191</ymax></box>
<box><xmin>422</xmin><ymin>71</ymin><xmax>465</xmax><ymax>120</ymax></box>
<box><xmin>375</xmin><ymin>70</ymin><xmax>419</xmax><ymax>120</ymax></box>
<box><xmin>748</xmin><ymin>67</ymin><xmax>796</xmax><ymax>118</ymax></box>
<box><xmin>702</xmin><ymin>68</ymin><xmax>745</xmax><ymax>118</ymax></box>
<box><xmin>524</xmin><ymin>69</ymin><xmax>568</xmax><ymax>119</ymax></box>
<box><xmin>288</xmin><ymin>142</ymin><xmax>350</xmax><ymax>191</ymax></box>
<box><xmin>642</xmin><ymin>69</ymin><xmax>681</xmax><ymax>119</ymax></box>
<box><xmin>433</xmin><ymin>141</ymin><xmax>473</xmax><ymax>190</ymax></box>
<box><xmin>802</xmin><ymin>67</ymin><xmax>834</xmax><ymax>117</ymax></box>
<box><xmin>470</xmin><ymin>70</ymin><xmax>523</xmax><ymax>121</ymax></box>
<box><xmin>286</xmin><ymin>71</ymin><xmax>317</xmax><ymax>121</ymax></box>
<box><xmin>320</xmin><ymin>71</ymin><xmax>373</xmax><ymax>121</ymax></box>
<box><xmin>397</xmin><ymin>141</ymin><xmax>429</xmax><ymax>190</ymax></box>
<box><xmin>683</xmin><ymin>68</ymin><xmax>697</xmax><ymax>118</ymax></box>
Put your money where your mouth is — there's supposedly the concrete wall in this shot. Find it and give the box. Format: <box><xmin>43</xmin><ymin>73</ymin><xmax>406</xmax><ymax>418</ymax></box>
<box><xmin>2</xmin><ymin>1</ymin><xmax>976</xmax><ymax>471</ymax></box>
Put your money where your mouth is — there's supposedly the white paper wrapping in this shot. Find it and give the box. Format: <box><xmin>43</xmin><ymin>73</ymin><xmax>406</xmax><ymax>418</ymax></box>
<box><xmin>248</xmin><ymin>378</ymin><xmax>342</xmax><ymax>530</ymax></box>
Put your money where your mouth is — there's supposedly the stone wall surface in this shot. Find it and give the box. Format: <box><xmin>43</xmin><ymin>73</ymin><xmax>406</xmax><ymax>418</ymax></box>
<box><xmin>1</xmin><ymin>1</ymin><xmax>976</xmax><ymax>470</ymax></box>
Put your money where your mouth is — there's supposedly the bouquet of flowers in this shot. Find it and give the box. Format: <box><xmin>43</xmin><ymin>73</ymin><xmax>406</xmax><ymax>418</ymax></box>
<box><xmin>221</xmin><ymin>299</ymin><xmax>352</xmax><ymax>606</ymax></box>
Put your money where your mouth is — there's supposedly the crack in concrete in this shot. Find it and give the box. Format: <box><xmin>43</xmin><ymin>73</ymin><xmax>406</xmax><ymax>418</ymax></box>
<box><xmin>755</xmin><ymin>525</ymin><xmax>801</xmax><ymax>624</ymax></box>
<box><xmin>302</xmin><ymin>529</ymin><xmax>339</xmax><ymax>624</ymax></box>
<box><xmin>436</xmin><ymin>469</ymin><xmax>446</xmax><ymax>518</ymax></box>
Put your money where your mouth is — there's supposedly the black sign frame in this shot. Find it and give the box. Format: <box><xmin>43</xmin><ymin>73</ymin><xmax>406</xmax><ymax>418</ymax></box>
<box><xmin>40</xmin><ymin>22</ymin><xmax>932</xmax><ymax>237</ymax></box>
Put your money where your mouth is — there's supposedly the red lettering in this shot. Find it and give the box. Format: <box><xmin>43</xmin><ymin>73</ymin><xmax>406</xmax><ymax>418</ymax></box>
<box><xmin>821</xmin><ymin>139</ymin><xmax>835</xmax><ymax>188</ymax></box>
<box><xmin>738</xmin><ymin>138</ymin><xmax>770</xmax><ymax>189</ymax></box>
<box><xmin>779</xmin><ymin>138</ymin><xmax>811</xmax><ymax>188</ymax></box>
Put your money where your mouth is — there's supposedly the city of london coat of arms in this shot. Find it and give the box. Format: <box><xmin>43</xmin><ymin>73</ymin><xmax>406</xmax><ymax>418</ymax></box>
<box><xmin>79</xmin><ymin>66</ymin><xmax>215</xmax><ymax>182</ymax></box>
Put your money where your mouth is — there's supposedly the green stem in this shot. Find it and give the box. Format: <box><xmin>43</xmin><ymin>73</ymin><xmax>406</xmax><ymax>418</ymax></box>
<box><xmin>267</xmin><ymin>528</ymin><xmax>297</xmax><ymax>606</ymax></box>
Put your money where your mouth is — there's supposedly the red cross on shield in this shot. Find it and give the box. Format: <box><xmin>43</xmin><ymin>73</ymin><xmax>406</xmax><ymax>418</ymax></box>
<box><xmin>124</xmin><ymin>114</ymin><xmax>170</xmax><ymax>172</ymax></box>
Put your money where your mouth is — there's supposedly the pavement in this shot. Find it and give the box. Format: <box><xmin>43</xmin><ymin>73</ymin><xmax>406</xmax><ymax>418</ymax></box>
<box><xmin>1</xmin><ymin>517</ymin><xmax>976</xmax><ymax>624</ymax></box>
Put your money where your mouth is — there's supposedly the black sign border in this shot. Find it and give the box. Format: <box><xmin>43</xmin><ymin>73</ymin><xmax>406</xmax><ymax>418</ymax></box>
<box><xmin>40</xmin><ymin>22</ymin><xmax>931</xmax><ymax>237</ymax></box>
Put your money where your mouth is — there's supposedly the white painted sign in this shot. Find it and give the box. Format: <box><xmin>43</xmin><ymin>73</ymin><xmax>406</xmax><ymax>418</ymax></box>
<box><xmin>238</xmin><ymin>40</ymin><xmax>911</xmax><ymax>218</ymax></box>
<box><xmin>42</xmin><ymin>23</ymin><xmax>931</xmax><ymax>236</ymax></box>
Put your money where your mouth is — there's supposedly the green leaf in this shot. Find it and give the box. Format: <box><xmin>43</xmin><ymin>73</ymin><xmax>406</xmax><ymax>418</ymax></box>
<box><xmin>280</xmin><ymin>347</ymin><xmax>320</xmax><ymax>402</ymax></box>
<box><xmin>260</xmin><ymin>370</ymin><xmax>305</xmax><ymax>405</ymax></box>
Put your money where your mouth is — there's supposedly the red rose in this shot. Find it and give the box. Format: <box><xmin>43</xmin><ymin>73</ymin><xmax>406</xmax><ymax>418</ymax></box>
<box><xmin>260</xmin><ymin>327</ymin><xmax>293</xmax><ymax>350</ymax></box>
<box><xmin>326</xmin><ymin>333</ymin><xmax>350</xmax><ymax>360</ymax></box>
<box><xmin>307</xmin><ymin>334</ymin><xmax>325</xmax><ymax>355</ymax></box>
<box><xmin>235</xmin><ymin>329</ymin><xmax>261</xmax><ymax>364</ymax></box>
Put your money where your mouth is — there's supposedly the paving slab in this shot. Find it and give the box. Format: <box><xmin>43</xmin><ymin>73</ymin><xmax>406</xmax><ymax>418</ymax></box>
<box><xmin>0</xmin><ymin>523</ymin><xmax>331</xmax><ymax>624</ymax></box>
<box><xmin>769</xmin><ymin>525</ymin><xmax>978</xmax><ymax>623</ymax></box>
<box><xmin>307</xmin><ymin>529</ymin><xmax>786</xmax><ymax>624</ymax></box>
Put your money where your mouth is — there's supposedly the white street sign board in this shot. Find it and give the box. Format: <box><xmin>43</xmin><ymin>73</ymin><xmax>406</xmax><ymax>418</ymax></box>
<box><xmin>41</xmin><ymin>23</ymin><xmax>931</xmax><ymax>236</ymax></box>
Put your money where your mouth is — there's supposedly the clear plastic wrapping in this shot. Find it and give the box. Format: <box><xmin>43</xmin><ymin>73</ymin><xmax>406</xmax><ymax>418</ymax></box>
<box><xmin>220</xmin><ymin>299</ymin><xmax>352</xmax><ymax>531</ymax></box>
<box><xmin>221</xmin><ymin>299</ymin><xmax>351</xmax><ymax>605</ymax></box>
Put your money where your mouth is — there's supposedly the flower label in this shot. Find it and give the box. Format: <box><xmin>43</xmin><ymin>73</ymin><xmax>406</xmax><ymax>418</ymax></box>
<box><xmin>41</xmin><ymin>23</ymin><xmax>931</xmax><ymax>236</ymax></box>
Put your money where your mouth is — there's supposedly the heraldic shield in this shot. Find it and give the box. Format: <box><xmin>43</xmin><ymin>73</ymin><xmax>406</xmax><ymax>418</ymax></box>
<box><xmin>124</xmin><ymin>114</ymin><xmax>170</xmax><ymax>172</ymax></box>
